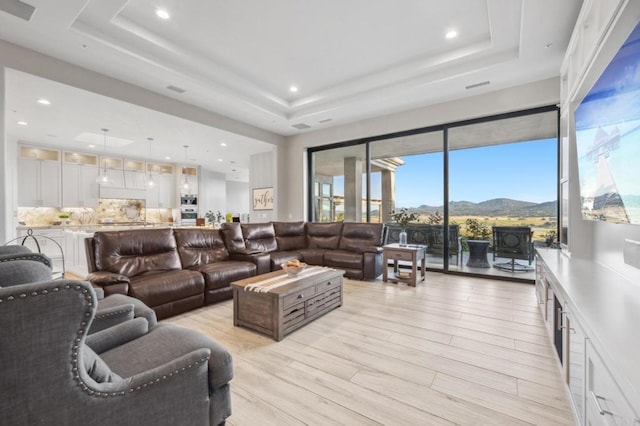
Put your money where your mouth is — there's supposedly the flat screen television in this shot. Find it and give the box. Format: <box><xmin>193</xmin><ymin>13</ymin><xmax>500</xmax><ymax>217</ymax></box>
<box><xmin>575</xmin><ymin>21</ymin><xmax>640</xmax><ymax>224</ymax></box>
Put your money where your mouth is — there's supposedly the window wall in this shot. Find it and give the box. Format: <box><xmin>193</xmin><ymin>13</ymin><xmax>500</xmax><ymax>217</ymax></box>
<box><xmin>308</xmin><ymin>106</ymin><xmax>558</xmax><ymax>280</ymax></box>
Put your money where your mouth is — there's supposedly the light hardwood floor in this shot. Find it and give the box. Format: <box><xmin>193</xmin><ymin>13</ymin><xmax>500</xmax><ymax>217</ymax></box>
<box><xmin>164</xmin><ymin>272</ymin><xmax>575</xmax><ymax>425</ymax></box>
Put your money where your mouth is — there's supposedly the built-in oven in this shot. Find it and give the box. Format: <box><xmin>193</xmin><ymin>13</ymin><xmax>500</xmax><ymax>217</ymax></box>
<box><xmin>180</xmin><ymin>207</ymin><xmax>197</xmax><ymax>225</ymax></box>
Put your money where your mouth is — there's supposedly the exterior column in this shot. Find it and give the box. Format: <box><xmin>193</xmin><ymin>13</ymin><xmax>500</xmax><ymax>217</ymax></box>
<box><xmin>344</xmin><ymin>157</ymin><xmax>362</xmax><ymax>222</ymax></box>
<box><xmin>381</xmin><ymin>169</ymin><xmax>395</xmax><ymax>223</ymax></box>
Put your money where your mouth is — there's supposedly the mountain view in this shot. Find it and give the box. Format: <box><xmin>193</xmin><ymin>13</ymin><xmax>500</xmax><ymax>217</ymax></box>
<box><xmin>396</xmin><ymin>198</ymin><xmax>558</xmax><ymax>218</ymax></box>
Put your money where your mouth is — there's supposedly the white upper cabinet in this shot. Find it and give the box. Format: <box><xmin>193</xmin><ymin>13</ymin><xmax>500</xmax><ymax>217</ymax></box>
<box><xmin>18</xmin><ymin>146</ymin><xmax>61</xmax><ymax>207</ymax></box>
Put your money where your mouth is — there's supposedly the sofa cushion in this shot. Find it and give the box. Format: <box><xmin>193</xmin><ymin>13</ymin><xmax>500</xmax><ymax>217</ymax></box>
<box><xmin>220</xmin><ymin>223</ymin><xmax>246</xmax><ymax>253</ymax></box>
<box><xmin>324</xmin><ymin>250</ymin><xmax>363</xmax><ymax>271</ymax></box>
<box><xmin>298</xmin><ymin>248</ymin><xmax>326</xmax><ymax>265</ymax></box>
<box><xmin>174</xmin><ymin>228</ymin><xmax>230</xmax><ymax>267</ymax></box>
<box><xmin>339</xmin><ymin>222</ymin><xmax>385</xmax><ymax>253</ymax></box>
<box><xmin>190</xmin><ymin>261</ymin><xmax>256</xmax><ymax>290</ymax></box>
<box><xmin>241</xmin><ymin>223</ymin><xmax>277</xmax><ymax>252</ymax></box>
<box><xmin>192</xmin><ymin>260</ymin><xmax>257</xmax><ymax>290</ymax></box>
<box><xmin>93</xmin><ymin>228</ymin><xmax>182</xmax><ymax>277</ymax></box>
<box><xmin>129</xmin><ymin>269</ymin><xmax>204</xmax><ymax>308</ymax></box>
<box><xmin>100</xmin><ymin>323</ymin><xmax>233</xmax><ymax>389</ymax></box>
<box><xmin>306</xmin><ymin>222</ymin><xmax>343</xmax><ymax>249</ymax></box>
<box><xmin>269</xmin><ymin>251</ymin><xmax>303</xmax><ymax>270</ymax></box>
<box><xmin>273</xmin><ymin>221</ymin><xmax>307</xmax><ymax>251</ymax></box>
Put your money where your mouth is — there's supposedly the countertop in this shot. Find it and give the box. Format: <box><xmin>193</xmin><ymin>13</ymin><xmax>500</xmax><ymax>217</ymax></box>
<box><xmin>16</xmin><ymin>222</ymin><xmax>176</xmax><ymax>231</ymax></box>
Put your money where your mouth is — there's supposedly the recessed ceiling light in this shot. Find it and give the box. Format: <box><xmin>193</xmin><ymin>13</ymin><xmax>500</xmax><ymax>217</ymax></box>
<box><xmin>37</xmin><ymin>98</ymin><xmax>51</xmax><ymax>105</ymax></box>
<box><xmin>156</xmin><ymin>9</ymin><xmax>170</xmax><ymax>20</ymax></box>
<box><xmin>17</xmin><ymin>121</ymin><xmax>28</xmax><ymax>125</ymax></box>
<box><xmin>545</xmin><ymin>43</ymin><xmax>553</xmax><ymax>48</ymax></box>
<box><xmin>217</xmin><ymin>158</ymin><xmax>223</xmax><ymax>162</ymax></box>
<box><xmin>88</xmin><ymin>144</ymin><xmax>96</xmax><ymax>148</ymax></box>
<box><xmin>165</xmin><ymin>156</ymin><xmax>171</xmax><ymax>160</ymax></box>
<box><xmin>220</xmin><ymin>142</ymin><xmax>227</xmax><ymax>147</ymax></box>
<box><xmin>289</xmin><ymin>86</ymin><xmax>298</xmax><ymax>93</ymax></box>
<box><xmin>445</xmin><ymin>30</ymin><xmax>457</xmax><ymax>39</ymax></box>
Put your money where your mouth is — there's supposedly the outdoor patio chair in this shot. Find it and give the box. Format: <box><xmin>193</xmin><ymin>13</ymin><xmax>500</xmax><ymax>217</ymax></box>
<box><xmin>492</xmin><ymin>226</ymin><xmax>534</xmax><ymax>272</ymax></box>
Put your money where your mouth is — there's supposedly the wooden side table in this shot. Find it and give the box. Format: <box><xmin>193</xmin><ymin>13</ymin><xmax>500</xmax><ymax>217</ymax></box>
<box><xmin>382</xmin><ymin>243</ymin><xmax>426</xmax><ymax>287</ymax></box>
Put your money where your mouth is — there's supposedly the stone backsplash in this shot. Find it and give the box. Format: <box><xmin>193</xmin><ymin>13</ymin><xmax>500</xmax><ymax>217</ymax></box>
<box><xmin>18</xmin><ymin>199</ymin><xmax>176</xmax><ymax>226</ymax></box>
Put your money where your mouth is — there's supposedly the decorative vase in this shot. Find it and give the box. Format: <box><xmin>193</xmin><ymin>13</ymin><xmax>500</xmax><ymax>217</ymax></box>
<box><xmin>399</xmin><ymin>230</ymin><xmax>408</xmax><ymax>246</ymax></box>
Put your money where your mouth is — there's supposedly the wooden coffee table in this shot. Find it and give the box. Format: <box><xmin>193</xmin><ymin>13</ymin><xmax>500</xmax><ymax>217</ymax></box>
<box><xmin>231</xmin><ymin>267</ymin><xmax>344</xmax><ymax>341</ymax></box>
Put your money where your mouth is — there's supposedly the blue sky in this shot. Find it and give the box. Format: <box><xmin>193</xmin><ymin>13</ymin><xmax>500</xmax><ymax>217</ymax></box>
<box><xmin>334</xmin><ymin>138</ymin><xmax>557</xmax><ymax>208</ymax></box>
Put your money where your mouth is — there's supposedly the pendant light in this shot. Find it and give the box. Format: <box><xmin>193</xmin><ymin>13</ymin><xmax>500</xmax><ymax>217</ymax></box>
<box><xmin>96</xmin><ymin>128</ymin><xmax>110</xmax><ymax>185</ymax></box>
<box><xmin>146</xmin><ymin>137</ymin><xmax>155</xmax><ymax>188</ymax></box>
<box><xmin>182</xmin><ymin>145</ymin><xmax>190</xmax><ymax>193</ymax></box>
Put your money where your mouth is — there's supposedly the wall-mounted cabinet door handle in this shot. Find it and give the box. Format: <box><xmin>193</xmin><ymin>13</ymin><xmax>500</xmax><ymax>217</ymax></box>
<box><xmin>557</xmin><ymin>308</ymin><xmax>566</xmax><ymax>331</ymax></box>
<box><xmin>590</xmin><ymin>391</ymin><xmax>614</xmax><ymax>416</ymax></box>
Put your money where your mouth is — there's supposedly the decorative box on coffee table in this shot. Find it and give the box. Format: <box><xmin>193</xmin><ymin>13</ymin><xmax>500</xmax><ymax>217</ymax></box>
<box><xmin>231</xmin><ymin>266</ymin><xmax>344</xmax><ymax>341</ymax></box>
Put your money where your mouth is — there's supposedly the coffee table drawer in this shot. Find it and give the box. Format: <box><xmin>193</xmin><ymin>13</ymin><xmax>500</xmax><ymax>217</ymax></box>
<box><xmin>283</xmin><ymin>301</ymin><xmax>306</xmax><ymax>329</ymax></box>
<box><xmin>316</xmin><ymin>277</ymin><xmax>341</xmax><ymax>293</ymax></box>
<box><xmin>283</xmin><ymin>286</ymin><xmax>316</xmax><ymax>308</ymax></box>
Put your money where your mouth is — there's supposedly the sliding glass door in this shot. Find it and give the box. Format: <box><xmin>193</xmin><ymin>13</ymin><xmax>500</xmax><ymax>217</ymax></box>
<box><xmin>370</xmin><ymin>131</ymin><xmax>445</xmax><ymax>269</ymax></box>
<box><xmin>448</xmin><ymin>111</ymin><xmax>558</xmax><ymax>279</ymax></box>
<box><xmin>308</xmin><ymin>106</ymin><xmax>558</xmax><ymax>280</ymax></box>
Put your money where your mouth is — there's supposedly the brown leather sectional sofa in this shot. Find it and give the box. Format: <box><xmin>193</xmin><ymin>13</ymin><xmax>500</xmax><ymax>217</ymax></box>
<box><xmin>85</xmin><ymin>222</ymin><xmax>385</xmax><ymax>319</ymax></box>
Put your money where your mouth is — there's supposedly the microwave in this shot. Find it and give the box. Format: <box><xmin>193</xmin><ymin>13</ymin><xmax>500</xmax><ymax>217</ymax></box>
<box><xmin>180</xmin><ymin>195</ymin><xmax>197</xmax><ymax>206</ymax></box>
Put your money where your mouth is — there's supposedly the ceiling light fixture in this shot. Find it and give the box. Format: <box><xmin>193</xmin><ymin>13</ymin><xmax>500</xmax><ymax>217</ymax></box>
<box><xmin>17</xmin><ymin>121</ymin><xmax>28</xmax><ymax>126</ymax></box>
<box><xmin>289</xmin><ymin>86</ymin><xmax>298</xmax><ymax>93</ymax></box>
<box><xmin>96</xmin><ymin>128</ymin><xmax>110</xmax><ymax>185</ymax></box>
<box><xmin>146</xmin><ymin>137</ymin><xmax>155</xmax><ymax>188</ymax></box>
<box><xmin>220</xmin><ymin>142</ymin><xmax>227</xmax><ymax>147</ymax></box>
<box><xmin>37</xmin><ymin>98</ymin><xmax>51</xmax><ymax>105</ymax></box>
<box><xmin>545</xmin><ymin>43</ymin><xmax>553</xmax><ymax>48</ymax></box>
<box><xmin>182</xmin><ymin>145</ymin><xmax>190</xmax><ymax>193</ymax></box>
<box><xmin>156</xmin><ymin>9</ymin><xmax>170</xmax><ymax>19</ymax></box>
<box><xmin>445</xmin><ymin>30</ymin><xmax>457</xmax><ymax>39</ymax></box>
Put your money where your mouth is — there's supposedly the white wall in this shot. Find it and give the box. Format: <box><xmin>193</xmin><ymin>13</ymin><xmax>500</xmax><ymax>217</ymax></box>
<box><xmin>283</xmin><ymin>77</ymin><xmax>561</xmax><ymax>221</ymax></box>
<box><xmin>198</xmin><ymin>168</ymin><xmax>227</xmax><ymax>219</ymax></box>
<box><xmin>249</xmin><ymin>149</ymin><xmax>277</xmax><ymax>223</ymax></box>
<box><xmin>226</xmin><ymin>180</ymin><xmax>249</xmax><ymax>217</ymax></box>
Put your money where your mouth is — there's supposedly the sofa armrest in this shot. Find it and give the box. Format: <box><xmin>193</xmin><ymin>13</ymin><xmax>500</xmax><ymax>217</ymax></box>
<box><xmin>361</xmin><ymin>246</ymin><xmax>383</xmax><ymax>254</ymax></box>
<box><xmin>230</xmin><ymin>252</ymin><xmax>271</xmax><ymax>275</ymax></box>
<box><xmin>87</xmin><ymin>271</ymin><xmax>131</xmax><ymax>296</ymax></box>
<box><xmin>89</xmin><ymin>303</ymin><xmax>135</xmax><ymax>334</ymax></box>
<box><xmin>86</xmin><ymin>317</ymin><xmax>149</xmax><ymax>354</ymax></box>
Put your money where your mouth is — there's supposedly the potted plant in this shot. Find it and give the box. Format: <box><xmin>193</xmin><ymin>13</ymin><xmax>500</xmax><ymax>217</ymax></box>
<box><xmin>205</xmin><ymin>210</ymin><xmax>224</xmax><ymax>228</ymax></box>
<box><xmin>389</xmin><ymin>208</ymin><xmax>419</xmax><ymax>246</ymax></box>
<box><xmin>58</xmin><ymin>212</ymin><xmax>71</xmax><ymax>225</ymax></box>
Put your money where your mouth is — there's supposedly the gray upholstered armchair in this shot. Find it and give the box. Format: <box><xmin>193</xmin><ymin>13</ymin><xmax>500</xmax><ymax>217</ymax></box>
<box><xmin>0</xmin><ymin>245</ymin><xmax>157</xmax><ymax>333</ymax></box>
<box><xmin>0</xmin><ymin>278</ymin><xmax>233</xmax><ymax>425</ymax></box>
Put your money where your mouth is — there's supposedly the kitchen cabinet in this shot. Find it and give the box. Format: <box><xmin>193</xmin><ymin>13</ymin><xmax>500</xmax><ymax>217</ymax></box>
<box><xmin>147</xmin><ymin>163</ymin><xmax>175</xmax><ymax>208</ymax></box>
<box><xmin>124</xmin><ymin>170</ymin><xmax>147</xmax><ymax>189</ymax></box>
<box><xmin>64</xmin><ymin>229</ymin><xmax>94</xmax><ymax>278</ymax></box>
<box><xmin>124</xmin><ymin>159</ymin><xmax>147</xmax><ymax>189</ymax></box>
<box><xmin>18</xmin><ymin>146</ymin><xmax>61</xmax><ymax>207</ymax></box>
<box><xmin>62</xmin><ymin>151</ymin><xmax>99</xmax><ymax>207</ymax></box>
